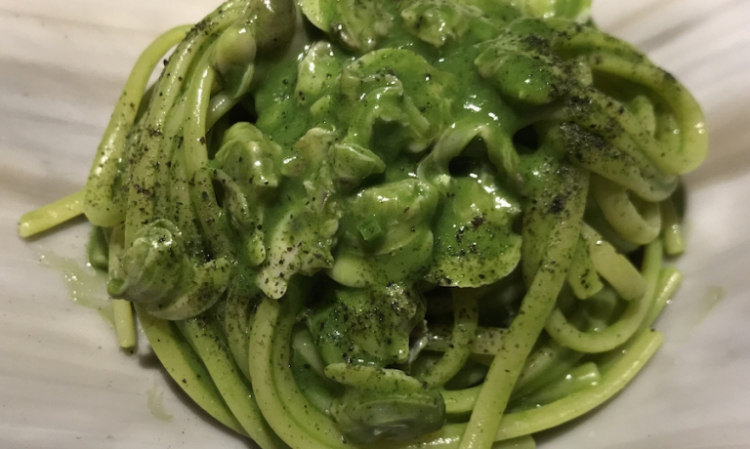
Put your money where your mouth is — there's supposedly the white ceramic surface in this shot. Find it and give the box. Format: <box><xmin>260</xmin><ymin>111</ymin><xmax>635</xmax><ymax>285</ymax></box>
<box><xmin>1</xmin><ymin>1</ymin><xmax>749</xmax><ymax>448</ymax></box>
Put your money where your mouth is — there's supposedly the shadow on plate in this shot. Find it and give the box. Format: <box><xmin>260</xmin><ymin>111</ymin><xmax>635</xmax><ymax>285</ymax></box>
<box><xmin>138</xmin><ymin>348</ymin><xmax>261</xmax><ymax>449</ymax></box>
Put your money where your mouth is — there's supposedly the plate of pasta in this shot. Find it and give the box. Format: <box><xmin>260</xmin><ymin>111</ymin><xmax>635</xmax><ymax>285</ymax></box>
<box><xmin>1</xmin><ymin>0</ymin><xmax>749</xmax><ymax>448</ymax></box>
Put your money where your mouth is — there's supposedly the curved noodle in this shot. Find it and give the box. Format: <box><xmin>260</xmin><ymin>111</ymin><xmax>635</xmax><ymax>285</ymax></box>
<box><xmin>544</xmin><ymin>239</ymin><xmax>662</xmax><ymax>353</ymax></box>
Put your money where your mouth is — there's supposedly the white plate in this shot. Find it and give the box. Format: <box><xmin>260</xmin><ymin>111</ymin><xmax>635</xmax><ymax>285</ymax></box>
<box><xmin>1</xmin><ymin>1</ymin><xmax>749</xmax><ymax>448</ymax></box>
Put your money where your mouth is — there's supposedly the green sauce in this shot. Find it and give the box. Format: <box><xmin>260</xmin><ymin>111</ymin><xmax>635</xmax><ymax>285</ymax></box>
<box><xmin>146</xmin><ymin>382</ymin><xmax>174</xmax><ymax>422</ymax></box>
<box><xmin>39</xmin><ymin>249</ymin><xmax>114</xmax><ymax>327</ymax></box>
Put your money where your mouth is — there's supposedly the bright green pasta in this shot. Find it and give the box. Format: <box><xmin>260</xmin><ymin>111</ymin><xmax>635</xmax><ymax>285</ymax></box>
<box><xmin>19</xmin><ymin>0</ymin><xmax>706</xmax><ymax>448</ymax></box>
